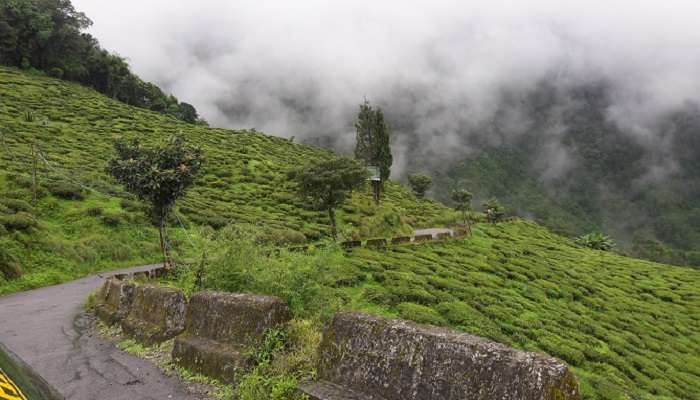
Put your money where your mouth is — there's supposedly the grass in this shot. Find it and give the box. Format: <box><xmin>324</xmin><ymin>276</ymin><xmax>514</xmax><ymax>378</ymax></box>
<box><xmin>0</xmin><ymin>66</ymin><xmax>454</xmax><ymax>294</ymax></box>
<box><xmin>164</xmin><ymin>220</ymin><xmax>700</xmax><ymax>400</ymax></box>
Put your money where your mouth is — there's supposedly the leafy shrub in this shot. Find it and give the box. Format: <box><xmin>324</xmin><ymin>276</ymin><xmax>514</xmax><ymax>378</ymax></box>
<box><xmin>576</xmin><ymin>232</ymin><xmax>615</xmax><ymax>251</ymax></box>
<box><xmin>396</xmin><ymin>302</ymin><xmax>447</xmax><ymax>326</ymax></box>
<box><xmin>100</xmin><ymin>213</ymin><xmax>123</xmax><ymax>227</ymax></box>
<box><xmin>119</xmin><ymin>198</ymin><xmax>143</xmax><ymax>212</ymax></box>
<box><xmin>0</xmin><ymin>239</ymin><xmax>23</xmax><ymax>280</ymax></box>
<box><xmin>86</xmin><ymin>207</ymin><xmax>103</xmax><ymax>217</ymax></box>
<box><xmin>48</xmin><ymin>182</ymin><xmax>85</xmax><ymax>200</ymax></box>
<box><xmin>0</xmin><ymin>212</ymin><xmax>38</xmax><ymax>231</ymax></box>
<box><xmin>0</xmin><ymin>198</ymin><xmax>33</xmax><ymax>213</ymax></box>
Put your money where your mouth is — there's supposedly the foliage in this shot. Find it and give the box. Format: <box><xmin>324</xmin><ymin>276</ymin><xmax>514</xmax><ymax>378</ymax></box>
<box><xmin>450</xmin><ymin>188</ymin><xmax>473</xmax><ymax>229</ymax></box>
<box><xmin>576</xmin><ymin>232</ymin><xmax>616</xmax><ymax>251</ymax></box>
<box><xmin>0</xmin><ymin>0</ymin><xmax>202</xmax><ymax>123</ymax></box>
<box><xmin>354</xmin><ymin>99</ymin><xmax>393</xmax><ymax>182</ymax></box>
<box><xmin>0</xmin><ymin>66</ymin><xmax>453</xmax><ymax>295</ymax></box>
<box><xmin>407</xmin><ymin>173</ymin><xmax>432</xmax><ymax>198</ymax></box>
<box><xmin>483</xmin><ymin>198</ymin><xmax>505</xmax><ymax>223</ymax></box>
<box><xmin>290</xmin><ymin>157</ymin><xmax>367</xmax><ymax>239</ymax></box>
<box><xmin>107</xmin><ymin>134</ymin><xmax>203</xmax><ymax>266</ymax></box>
<box><xmin>164</xmin><ymin>220</ymin><xmax>700</xmax><ymax>400</ymax></box>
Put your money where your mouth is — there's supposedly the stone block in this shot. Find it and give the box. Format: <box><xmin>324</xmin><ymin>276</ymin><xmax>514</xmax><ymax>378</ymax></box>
<box><xmin>413</xmin><ymin>234</ymin><xmax>433</xmax><ymax>242</ymax></box>
<box><xmin>300</xmin><ymin>312</ymin><xmax>581</xmax><ymax>400</ymax></box>
<box><xmin>436</xmin><ymin>232</ymin><xmax>452</xmax><ymax>240</ymax></box>
<box><xmin>390</xmin><ymin>236</ymin><xmax>412</xmax><ymax>245</ymax></box>
<box><xmin>94</xmin><ymin>277</ymin><xmax>135</xmax><ymax>326</ymax></box>
<box><xmin>365</xmin><ymin>238</ymin><xmax>387</xmax><ymax>248</ymax></box>
<box><xmin>121</xmin><ymin>284</ymin><xmax>186</xmax><ymax>345</ymax></box>
<box><xmin>341</xmin><ymin>240</ymin><xmax>361</xmax><ymax>250</ymax></box>
<box><xmin>172</xmin><ymin>291</ymin><xmax>291</xmax><ymax>383</ymax></box>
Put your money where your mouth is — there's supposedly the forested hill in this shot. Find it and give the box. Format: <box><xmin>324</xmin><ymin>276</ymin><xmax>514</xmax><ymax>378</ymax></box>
<box><xmin>0</xmin><ymin>0</ymin><xmax>203</xmax><ymax>123</ymax></box>
<box><xmin>404</xmin><ymin>81</ymin><xmax>700</xmax><ymax>268</ymax></box>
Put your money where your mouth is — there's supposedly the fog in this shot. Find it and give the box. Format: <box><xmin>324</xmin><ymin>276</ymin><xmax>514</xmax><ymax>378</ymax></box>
<box><xmin>72</xmin><ymin>0</ymin><xmax>700</xmax><ymax>176</ymax></box>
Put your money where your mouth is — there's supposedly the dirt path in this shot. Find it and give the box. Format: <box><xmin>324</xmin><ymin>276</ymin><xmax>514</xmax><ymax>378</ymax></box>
<box><xmin>0</xmin><ymin>265</ymin><xmax>204</xmax><ymax>400</ymax></box>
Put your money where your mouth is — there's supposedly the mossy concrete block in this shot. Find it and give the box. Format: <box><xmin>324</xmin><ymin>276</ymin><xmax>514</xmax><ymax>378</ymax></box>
<box><xmin>172</xmin><ymin>291</ymin><xmax>291</xmax><ymax>382</ymax></box>
<box><xmin>390</xmin><ymin>236</ymin><xmax>411</xmax><ymax>245</ymax></box>
<box><xmin>121</xmin><ymin>284</ymin><xmax>186</xmax><ymax>345</ymax></box>
<box><xmin>301</xmin><ymin>312</ymin><xmax>581</xmax><ymax>400</ymax></box>
<box><xmin>94</xmin><ymin>277</ymin><xmax>135</xmax><ymax>326</ymax></box>
<box><xmin>436</xmin><ymin>232</ymin><xmax>452</xmax><ymax>240</ymax></box>
<box><xmin>366</xmin><ymin>238</ymin><xmax>387</xmax><ymax>248</ymax></box>
<box><xmin>341</xmin><ymin>240</ymin><xmax>362</xmax><ymax>250</ymax></box>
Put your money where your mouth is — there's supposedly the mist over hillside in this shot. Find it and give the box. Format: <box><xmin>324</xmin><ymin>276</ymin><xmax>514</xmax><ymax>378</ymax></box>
<box><xmin>72</xmin><ymin>0</ymin><xmax>700</xmax><ymax>264</ymax></box>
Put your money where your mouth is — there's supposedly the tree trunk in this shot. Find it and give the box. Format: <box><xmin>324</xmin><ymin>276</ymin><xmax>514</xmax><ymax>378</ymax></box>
<box><xmin>328</xmin><ymin>207</ymin><xmax>337</xmax><ymax>241</ymax></box>
<box><xmin>158</xmin><ymin>211</ymin><xmax>172</xmax><ymax>269</ymax></box>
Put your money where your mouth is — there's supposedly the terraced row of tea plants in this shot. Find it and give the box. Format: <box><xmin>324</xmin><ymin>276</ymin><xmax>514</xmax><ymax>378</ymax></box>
<box><xmin>0</xmin><ymin>66</ymin><xmax>455</xmax><ymax>293</ymax></box>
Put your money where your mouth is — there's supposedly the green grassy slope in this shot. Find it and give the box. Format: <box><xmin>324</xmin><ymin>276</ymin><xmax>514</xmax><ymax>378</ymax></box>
<box><xmin>0</xmin><ymin>66</ymin><xmax>454</xmax><ymax>293</ymax></box>
<box><xmin>341</xmin><ymin>221</ymin><xmax>699</xmax><ymax>399</ymax></box>
<box><xmin>189</xmin><ymin>220</ymin><xmax>699</xmax><ymax>400</ymax></box>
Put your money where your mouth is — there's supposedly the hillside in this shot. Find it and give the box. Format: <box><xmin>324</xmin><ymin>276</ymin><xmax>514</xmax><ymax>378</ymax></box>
<box><xmin>0</xmin><ymin>66</ymin><xmax>454</xmax><ymax>293</ymax></box>
<box><xmin>1</xmin><ymin>67</ymin><xmax>699</xmax><ymax>400</ymax></box>
<box><xmin>186</xmin><ymin>220</ymin><xmax>700</xmax><ymax>400</ymax></box>
<box><xmin>396</xmin><ymin>81</ymin><xmax>700</xmax><ymax>268</ymax></box>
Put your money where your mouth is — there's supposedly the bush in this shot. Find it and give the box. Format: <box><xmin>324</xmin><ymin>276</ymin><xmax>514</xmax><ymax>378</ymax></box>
<box><xmin>0</xmin><ymin>212</ymin><xmax>38</xmax><ymax>231</ymax></box>
<box><xmin>576</xmin><ymin>232</ymin><xmax>615</xmax><ymax>251</ymax></box>
<box><xmin>100</xmin><ymin>213</ymin><xmax>123</xmax><ymax>227</ymax></box>
<box><xmin>396</xmin><ymin>302</ymin><xmax>447</xmax><ymax>326</ymax></box>
<box><xmin>0</xmin><ymin>239</ymin><xmax>23</xmax><ymax>280</ymax></box>
<box><xmin>86</xmin><ymin>207</ymin><xmax>103</xmax><ymax>217</ymax></box>
<box><xmin>119</xmin><ymin>198</ymin><xmax>143</xmax><ymax>212</ymax></box>
<box><xmin>0</xmin><ymin>198</ymin><xmax>33</xmax><ymax>213</ymax></box>
<box><xmin>48</xmin><ymin>182</ymin><xmax>85</xmax><ymax>200</ymax></box>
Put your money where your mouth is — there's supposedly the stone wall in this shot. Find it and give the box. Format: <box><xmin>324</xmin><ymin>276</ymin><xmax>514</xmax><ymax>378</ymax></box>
<box><xmin>299</xmin><ymin>312</ymin><xmax>581</xmax><ymax>400</ymax></box>
<box><xmin>94</xmin><ymin>277</ymin><xmax>135</xmax><ymax>326</ymax></box>
<box><xmin>172</xmin><ymin>291</ymin><xmax>291</xmax><ymax>382</ymax></box>
<box><xmin>120</xmin><ymin>285</ymin><xmax>186</xmax><ymax>345</ymax></box>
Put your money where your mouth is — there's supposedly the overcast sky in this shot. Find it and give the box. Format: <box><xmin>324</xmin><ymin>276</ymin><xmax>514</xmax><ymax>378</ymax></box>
<box><xmin>72</xmin><ymin>0</ymin><xmax>700</xmax><ymax>173</ymax></box>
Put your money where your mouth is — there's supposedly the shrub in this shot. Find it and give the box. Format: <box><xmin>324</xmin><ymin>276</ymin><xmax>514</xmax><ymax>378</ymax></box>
<box><xmin>396</xmin><ymin>302</ymin><xmax>447</xmax><ymax>326</ymax></box>
<box><xmin>100</xmin><ymin>213</ymin><xmax>123</xmax><ymax>227</ymax></box>
<box><xmin>0</xmin><ymin>212</ymin><xmax>38</xmax><ymax>231</ymax></box>
<box><xmin>0</xmin><ymin>239</ymin><xmax>23</xmax><ymax>280</ymax></box>
<box><xmin>119</xmin><ymin>198</ymin><xmax>143</xmax><ymax>212</ymax></box>
<box><xmin>48</xmin><ymin>182</ymin><xmax>85</xmax><ymax>200</ymax></box>
<box><xmin>0</xmin><ymin>198</ymin><xmax>33</xmax><ymax>213</ymax></box>
<box><xmin>576</xmin><ymin>232</ymin><xmax>615</xmax><ymax>251</ymax></box>
<box><xmin>86</xmin><ymin>207</ymin><xmax>103</xmax><ymax>217</ymax></box>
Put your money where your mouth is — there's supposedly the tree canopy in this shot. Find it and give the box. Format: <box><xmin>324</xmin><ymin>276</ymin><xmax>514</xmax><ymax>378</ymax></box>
<box><xmin>0</xmin><ymin>0</ymin><xmax>203</xmax><ymax>124</ymax></box>
<box><xmin>451</xmin><ymin>188</ymin><xmax>473</xmax><ymax>230</ymax></box>
<box><xmin>408</xmin><ymin>173</ymin><xmax>432</xmax><ymax>198</ymax></box>
<box><xmin>107</xmin><ymin>134</ymin><xmax>203</xmax><ymax>265</ymax></box>
<box><xmin>354</xmin><ymin>99</ymin><xmax>393</xmax><ymax>182</ymax></box>
<box><xmin>291</xmin><ymin>157</ymin><xmax>367</xmax><ymax>239</ymax></box>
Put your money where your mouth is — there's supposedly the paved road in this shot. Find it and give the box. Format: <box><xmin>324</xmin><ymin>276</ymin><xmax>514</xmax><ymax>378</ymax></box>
<box><xmin>414</xmin><ymin>228</ymin><xmax>454</xmax><ymax>238</ymax></box>
<box><xmin>0</xmin><ymin>265</ymin><xmax>203</xmax><ymax>400</ymax></box>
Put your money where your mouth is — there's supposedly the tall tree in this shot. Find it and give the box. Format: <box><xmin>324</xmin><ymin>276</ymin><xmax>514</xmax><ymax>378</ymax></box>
<box><xmin>291</xmin><ymin>157</ymin><xmax>367</xmax><ymax>240</ymax></box>
<box><xmin>354</xmin><ymin>99</ymin><xmax>392</xmax><ymax>202</ymax></box>
<box><xmin>107</xmin><ymin>134</ymin><xmax>203</xmax><ymax>267</ymax></box>
<box><xmin>451</xmin><ymin>188</ymin><xmax>473</xmax><ymax>234</ymax></box>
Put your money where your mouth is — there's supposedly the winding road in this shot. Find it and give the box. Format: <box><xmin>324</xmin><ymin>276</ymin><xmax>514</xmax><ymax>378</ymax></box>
<box><xmin>0</xmin><ymin>265</ymin><xmax>202</xmax><ymax>400</ymax></box>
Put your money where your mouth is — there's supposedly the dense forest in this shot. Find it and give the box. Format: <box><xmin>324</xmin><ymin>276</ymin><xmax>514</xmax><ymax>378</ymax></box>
<box><xmin>0</xmin><ymin>0</ymin><xmax>203</xmax><ymax>124</ymax></box>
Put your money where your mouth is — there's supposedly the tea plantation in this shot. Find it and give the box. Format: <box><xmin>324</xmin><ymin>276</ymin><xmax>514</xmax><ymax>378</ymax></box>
<box><xmin>2</xmin><ymin>67</ymin><xmax>699</xmax><ymax>400</ymax></box>
<box><xmin>189</xmin><ymin>221</ymin><xmax>700</xmax><ymax>400</ymax></box>
<box><xmin>0</xmin><ymin>66</ymin><xmax>453</xmax><ymax>293</ymax></box>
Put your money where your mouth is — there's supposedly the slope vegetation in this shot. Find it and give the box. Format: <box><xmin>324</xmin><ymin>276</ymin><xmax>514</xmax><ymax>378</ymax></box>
<box><xmin>191</xmin><ymin>221</ymin><xmax>700</xmax><ymax>400</ymax></box>
<box><xmin>0</xmin><ymin>66</ymin><xmax>453</xmax><ymax>293</ymax></box>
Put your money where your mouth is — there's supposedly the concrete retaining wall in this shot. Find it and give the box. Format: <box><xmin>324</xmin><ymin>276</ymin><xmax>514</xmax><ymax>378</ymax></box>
<box><xmin>94</xmin><ymin>277</ymin><xmax>135</xmax><ymax>326</ymax></box>
<box><xmin>172</xmin><ymin>291</ymin><xmax>291</xmax><ymax>383</ymax></box>
<box><xmin>121</xmin><ymin>285</ymin><xmax>186</xmax><ymax>345</ymax></box>
<box><xmin>299</xmin><ymin>312</ymin><xmax>581</xmax><ymax>400</ymax></box>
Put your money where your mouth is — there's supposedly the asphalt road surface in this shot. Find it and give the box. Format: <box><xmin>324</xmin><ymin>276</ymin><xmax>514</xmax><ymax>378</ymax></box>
<box><xmin>0</xmin><ymin>265</ymin><xmax>204</xmax><ymax>400</ymax></box>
